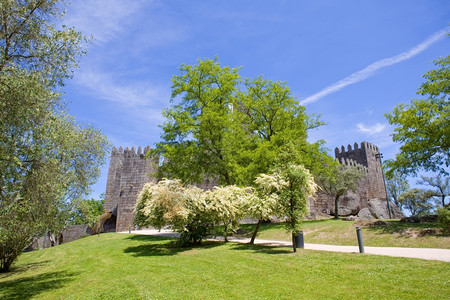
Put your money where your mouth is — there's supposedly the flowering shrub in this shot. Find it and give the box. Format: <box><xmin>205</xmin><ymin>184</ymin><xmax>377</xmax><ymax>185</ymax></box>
<box><xmin>134</xmin><ymin>179</ymin><xmax>251</xmax><ymax>245</ymax></box>
<box><xmin>253</xmin><ymin>165</ymin><xmax>317</xmax><ymax>251</ymax></box>
<box><xmin>206</xmin><ymin>186</ymin><xmax>252</xmax><ymax>241</ymax></box>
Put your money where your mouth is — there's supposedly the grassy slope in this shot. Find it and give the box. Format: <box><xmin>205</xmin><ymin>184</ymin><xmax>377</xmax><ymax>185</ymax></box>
<box><xmin>238</xmin><ymin>219</ymin><xmax>450</xmax><ymax>248</ymax></box>
<box><xmin>1</xmin><ymin>233</ymin><xmax>449</xmax><ymax>299</ymax></box>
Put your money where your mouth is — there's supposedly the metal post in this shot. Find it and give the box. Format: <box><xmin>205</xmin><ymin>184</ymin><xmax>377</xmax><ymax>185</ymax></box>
<box><xmin>376</xmin><ymin>153</ymin><xmax>392</xmax><ymax>219</ymax></box>
<box><xmin>129</xmin><ymin>226</ymin><xmax>131</xmax><ymax>233</ymax></box>
<box><xmin>356</xmin><ymin>227</ymin><xmax>364</xmax><ymax>253</ymax></box>
<box><xmin>295</xmin><ymin>231</ymin><xmax>304</xmax><ymax>249</ymax></box>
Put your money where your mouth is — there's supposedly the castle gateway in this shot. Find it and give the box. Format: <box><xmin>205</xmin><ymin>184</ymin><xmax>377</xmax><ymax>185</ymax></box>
<box><xmin>104</xmin><ymin>142</ymin><xmax>403</xmax><ymax>232</ymax></box>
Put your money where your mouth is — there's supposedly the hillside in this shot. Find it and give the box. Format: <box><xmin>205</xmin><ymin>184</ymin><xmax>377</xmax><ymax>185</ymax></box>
<box><xmin>1</xmin><ymin>232</ymin><xmax>449</xmax><ymax>299</ymax></box>
<box><xmin>237</xmin><ymin>219</ymin><xmax>450</xmax><ymax>249</ymax></box>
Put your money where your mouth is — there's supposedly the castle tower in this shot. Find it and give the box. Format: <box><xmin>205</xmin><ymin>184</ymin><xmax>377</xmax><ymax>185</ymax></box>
<box><xmin>334</xmin><ymin>141</ymin><xmax>386</xmax><ymax>200</ymax></box>
<box><xmin>104</xmin><ymin>146</ymin><xmax>156</xmax><ymax>232</ymax></box>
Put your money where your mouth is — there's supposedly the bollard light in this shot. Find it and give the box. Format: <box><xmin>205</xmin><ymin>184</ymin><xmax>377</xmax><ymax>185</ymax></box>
<box><xmin>356</xmin><ymin>227</ymin><xmax>364</xmax><ymax>253</ymax></box>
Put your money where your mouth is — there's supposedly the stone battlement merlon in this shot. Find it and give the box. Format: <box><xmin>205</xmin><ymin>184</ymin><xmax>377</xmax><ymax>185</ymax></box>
<box><xmin>334</xmin><ymin>141</ymin><xmax>380</xmax><ymax>156</ymax></box>
<box><xmin>111</xmin><ymin>145</ymin><xmax>152</xmax><ymax>157</ymax></box>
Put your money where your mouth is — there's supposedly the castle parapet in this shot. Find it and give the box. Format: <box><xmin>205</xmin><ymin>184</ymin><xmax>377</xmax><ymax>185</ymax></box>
<box><xmin>110</xmin><ymin>145</ymin><xmax>152</xmax><ymax>158</ymax></box>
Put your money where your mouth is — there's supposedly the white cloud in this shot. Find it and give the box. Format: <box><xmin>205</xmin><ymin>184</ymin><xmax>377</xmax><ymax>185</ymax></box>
<box><xmin>64</xmin><ymin>0</ymin><xmax>148</xmax><ymax>44</ymax></box>
<box><xmin>300</xmin><ymin>28</ymin><xmax>448</xmax><ymax>105</ymax></box>
<box><xmin>357</xmin><ymin>122</ymin><xmax>386</xmax><ymax>134</ymax></box>
<box><xmin>76</xmin><ymin>69</ymin><xmax>168</xmax><ymax>107</ymax></box>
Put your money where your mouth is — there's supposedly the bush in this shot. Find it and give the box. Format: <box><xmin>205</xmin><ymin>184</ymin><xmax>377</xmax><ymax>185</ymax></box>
<box><xmin>437</xmin><ymin>206</ymin><xmax>450</xmax><ymax>233</ymax></box>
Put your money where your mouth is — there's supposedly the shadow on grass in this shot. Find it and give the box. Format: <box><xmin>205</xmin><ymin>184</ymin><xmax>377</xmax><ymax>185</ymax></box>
<box><xmin>229</xmin><ymin>242</ymin><xmax>292</xmax><ymax>255</ymax></box>
<box><xmin>124</xmin><ymin>235</ymin><xmax>222</xmax><ymax>257</ymax></box>
<box><xmin>236</xmin><ymin>219</ymin><xmax>335</xmax><ymax>237</ymax></box>
<box><xmin>0</xmin><ymin>271</ymin><xmax>78</xmax><ymax>299</ymax></box>
<box><xmin>125</xmin><ymin>234</ymin><xmax>176</xmax><ymax>242</ymax></box>
<box><xmin>0</xmin><ymin>261</ymin><xmax>51</xmax><ymax>279</ymax></box>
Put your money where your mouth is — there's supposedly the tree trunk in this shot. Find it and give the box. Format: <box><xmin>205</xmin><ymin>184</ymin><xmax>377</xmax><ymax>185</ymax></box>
<box><xmin>334</xmin><ymin>195</ymin><xmax>340</xmax><ymax>219</ymax></box>
<box><xmin>292</xmin><ymin>232</ymin><xmax>297</xmax><ymax>253</ymax></box>
<box><xmin>250</xmin><ymin>219</ymin><xmax>262</xmax><ymax>245</ymax></box>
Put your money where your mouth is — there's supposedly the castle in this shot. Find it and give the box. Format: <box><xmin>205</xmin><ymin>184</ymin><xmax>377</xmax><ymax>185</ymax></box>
<box><xmin>104</xmin><ymin>142</ymin><xmax>402</xmax><ymax>232</ymax></box>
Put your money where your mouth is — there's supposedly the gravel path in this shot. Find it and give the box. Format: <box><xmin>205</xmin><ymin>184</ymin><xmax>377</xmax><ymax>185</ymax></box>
<box><xmin>122</xmin><ymin>229</ymin><xmax>450</xmax><ymax>262</ymax></box>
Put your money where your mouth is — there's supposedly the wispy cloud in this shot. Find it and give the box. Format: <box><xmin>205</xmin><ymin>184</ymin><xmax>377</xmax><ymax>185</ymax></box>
<box><xmin>64</xmin><ymin>0</ymin><xmax>148</xmax><ymax>44</ymax></box>
<box><xmin>300</xmin><ymin>28</ymin><xmax>448</xmax><ymax>105</ymax></box>
<box><xmin>357</xmin><ymin>122</ymin><xmax>386</xmax><ymax>134</ymax></box>
<box><xmin>76</xmin><ymin>69</ymin><xmax>168</xmax><ymax>107</ymax></box>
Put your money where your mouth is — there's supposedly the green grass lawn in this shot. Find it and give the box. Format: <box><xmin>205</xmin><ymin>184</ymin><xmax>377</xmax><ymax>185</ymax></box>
<box><xmin>237</xmin><ymin>219</ymin><xmax>450</xmax><ymax>249</ymax></box>
<box><xmin>1</xmin><ymin>233</ymin><xmax>449</xmax><ymax>299</ymax></box>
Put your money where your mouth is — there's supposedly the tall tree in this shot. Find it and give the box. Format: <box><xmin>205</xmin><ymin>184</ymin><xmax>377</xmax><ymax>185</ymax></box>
<box><xmin>385</xmin><ymin>55</ymin><xmax>449</xmax><ymax>177</ymax></box>
<box><xmin>0</xmin><ymin>1</ymin><xmax>108</xmax><ymax>272</ymax></box>
<box><xmin>157</xmin><ymin>58</ymin><xmax>241</xmax><ymax>185</ymax></box>
<box><xmin>157</xmin><ymin>58</ymin><xmax>333</xmax><ymax>188</ymax></box>
<box><xmin>316</xmin><ymin>165</ymin><xmax>365</xmax><ymax>219</ymax></box>
<box><xmin>417</xmin><ymin>175</ymin><xmax>449</xmax><ymax>208</ymax></box>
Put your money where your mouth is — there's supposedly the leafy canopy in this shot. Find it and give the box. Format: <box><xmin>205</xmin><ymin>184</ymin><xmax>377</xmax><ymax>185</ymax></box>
<box><xmin>157</xmin><ymin>58</ymin><xmax>333</xmax><ymax>187</ymax></box>
<box><xmin>0</xmin><ymin>0</ymin><xmax>108</xmax><ymax>272</ymax></box>
<box><xmin>385</xmin><ymin>55</ymin><xmax>450</xmax><ymax>177</ymax></box>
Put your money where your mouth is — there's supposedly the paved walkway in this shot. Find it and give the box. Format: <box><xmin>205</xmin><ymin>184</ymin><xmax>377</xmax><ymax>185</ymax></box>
<box><xmin>123</xmin><ymin>229</ymin><xmax>450</xmax><ymax>262</ymax></box>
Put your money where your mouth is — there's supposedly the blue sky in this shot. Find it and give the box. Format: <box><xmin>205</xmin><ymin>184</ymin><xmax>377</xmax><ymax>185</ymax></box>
<box><xmin>61</xmin><ymin>1</ymin><xmax>449</xmax><ymax>198</ymax></box>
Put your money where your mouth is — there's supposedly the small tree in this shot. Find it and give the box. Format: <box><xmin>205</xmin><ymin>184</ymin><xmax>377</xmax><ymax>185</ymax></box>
<box><xmin>250</xmin><ymin>173</ymin><xmax>287</xmax><ymax>244</ymax></box>
<box><xmin>254</xmin><ymin>165</ymin><xmax>317</xmax><ymax>252</ymax></box>
<box><xmin>417</xmin><ymin>175</ymin><xmax>449</xmax><ymax>208</ymax></box>
<box><xmin>316</xmin><ymin>165</ymin><xmax>365</xmax><ymax>219</ymax></box>
<box><xmin>384</xmin><ymin>163</ymin><xmax>410</xmax><ymax>209</ymax></box>
<box><xmin>398</xmin><ymin>188</ymin><xmax>434</xmax><ymax>216</ymax></box>
<box><xmin>437</xmin><ymin>206</ymin><xmax>450</xmax><ymax>233</ymax></box>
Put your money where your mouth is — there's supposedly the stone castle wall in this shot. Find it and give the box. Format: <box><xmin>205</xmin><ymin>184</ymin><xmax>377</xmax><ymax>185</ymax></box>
<box><xmin>104</xmin><ymin>141</ymin><xmax>397</xmax><ymax>231</ymax></box>
<box><xmin>104</xmin><ymin>146</ymin><xmax>157</xmax><ymax>232</ymax></box>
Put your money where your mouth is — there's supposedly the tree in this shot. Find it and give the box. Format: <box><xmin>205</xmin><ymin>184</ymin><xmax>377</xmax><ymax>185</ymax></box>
<box><xmin>157</xmin><ymin>58</ymin><xmax>241</xmax><ymax>186</ymax></box>
<box><xmin>254</xmin><ymin>165</ymin><xmax>317</xmax><ymax>252</ymax></box>
<box><xmin>316</xmin><ymin>165</ymin><xmax>365</xmax><ymax>219</ymax></box>
<box><xmin>417</xmin><ymin>175</ymin><xmax>449</xmax><ymax>208</ymax></box>
<box><xmin>384</xmin><ymin>163</ymin><xmax>410</xmax><ymax>209</ymax></box>
<box><xmin>398</xmin><ymin>188</ymin><xmax>434</xmax><ymax>216</ymax></box>
<box><xmin>385</xmin><ymin>55</ymin><xmax>449</xmax><ymax>177</ymax></box>
<box><xmin>0</xmin><ymin>1</ymin><xmax>108</xmax><ymax>272</ymax></box>
<box><xmin>156</xmin><ymin>58</ymin><xmax>333</xmax><ymax>188</ymax></box>
<box><xmin>70</xmin><ymin>195</ymin><xmax>105</xmax><ymax>226</ymax></box>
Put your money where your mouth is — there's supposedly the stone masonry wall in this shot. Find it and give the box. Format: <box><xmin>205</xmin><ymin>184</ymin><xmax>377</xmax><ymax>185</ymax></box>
<box><xmin>105</xmin><ymin>141</ymin><xmax>394</xmax><ymax>229</ymax></box>
<box><xmin>104</xmin><ymin>146</ymin><xmax>157</xmax><ymax>232</ymax></box>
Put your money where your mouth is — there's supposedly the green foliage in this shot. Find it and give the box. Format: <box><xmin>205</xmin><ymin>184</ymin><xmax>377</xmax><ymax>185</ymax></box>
<box><xmin>0</xmin><ymin>1</ymin><xmax>108</xmax><ymax>272</ymax></box>
<box><xmin>437</xmin><ymin>206</ymin><xmax>450</xmax><ymax>233</ymax></box>
<box><xmin>384</xmin><ymin>162</ymin><xmax>410</xmax><ymax>209</ymax></box>
<box><xmin>398</xmin><ymin>188</ymin><xmax>434</xmax><ymax>216</ymax></box>
<box><xmin>385</xmin><ymin>55</ymin><xmax>450</xmax><ymax>177</ymax></box>
<box><xmin>316</xmin><ymin>165</ymin><xmax>365</xmax><ymax>219</ymax></box>
<box><xmin>254</xmin><ymin>164</ymin><xmax>317</xmax><ymax>252</ymax></box>
<box><xmin>158</xmin><ymin>58</ymin><xmax>241</xmax><ymax>185</ymax></box>
<box><xmin>417</xmin><ymin>175</ymin><xmax>449</xmax><ymax>208</ymax></box>
<box><xmin>70</xmin><ymin>195</ymin><xmax>105</xmax><ymax>226</ymax></box>
<box><xmin>156</xmin><ymin>58</ymin><xmax>333</xmax><ymax>187</ymax></box>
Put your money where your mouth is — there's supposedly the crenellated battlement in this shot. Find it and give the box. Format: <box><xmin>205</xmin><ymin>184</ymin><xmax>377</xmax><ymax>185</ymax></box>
<box><xmin>111</xmin><ymin>146</ymin><xmax>152</xmax><ymax>158</ymax></box>
<box><xmin>334</xmin><ymin>141</ymin><xmax>379</xmax><ymax>156</ymax></box>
